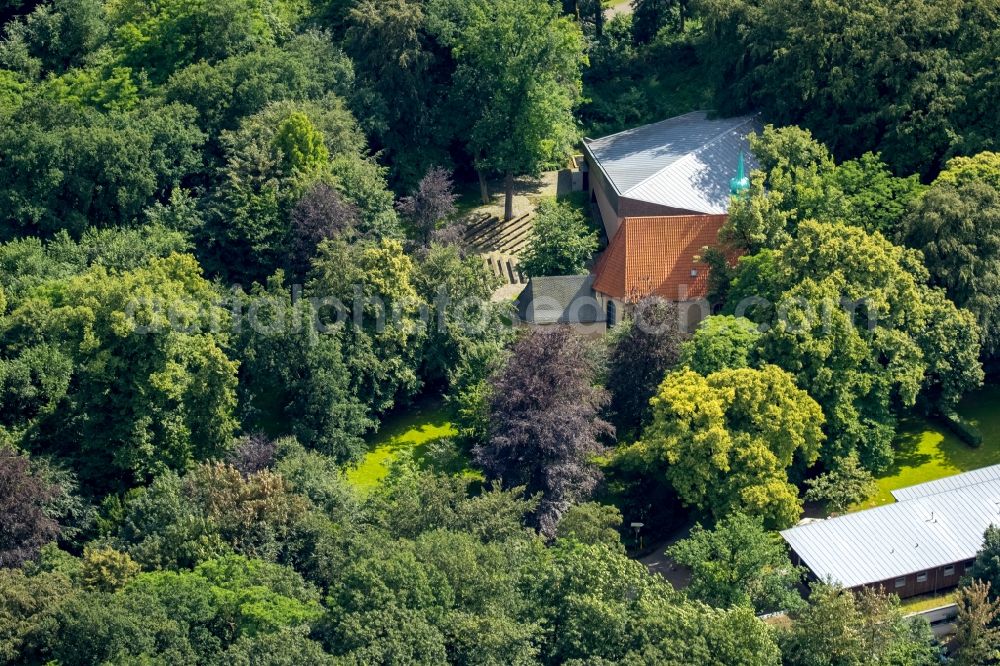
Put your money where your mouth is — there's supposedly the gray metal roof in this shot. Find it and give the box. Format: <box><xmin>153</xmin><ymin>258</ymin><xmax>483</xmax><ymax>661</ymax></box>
<box><xmin>583</xmin><ymin>111</ymin><xmax>762</xmax><ymax>214</ymax></box>
<box><xmin>781</xmin><ymin>479</ymin><xmax>1000</xmax><ymax>588</ymax></box>
<box><xmin>516</xmin><ymin>275</ymin><xmax>604</xmax><ymax>325</ymax></box>
<box><xmin>892</xmin><ymin>464</ymin><xmax>1000</xmax><ymax>502</ymax></box>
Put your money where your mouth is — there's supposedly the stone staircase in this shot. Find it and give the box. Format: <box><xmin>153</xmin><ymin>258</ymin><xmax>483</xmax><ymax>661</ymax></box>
<box><xmin>463</xmin><ymin>212</ymin><xmax>534</xmax><ymax>287</ymax></box>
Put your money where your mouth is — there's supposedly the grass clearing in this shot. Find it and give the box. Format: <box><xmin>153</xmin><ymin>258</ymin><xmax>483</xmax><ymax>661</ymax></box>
<box><xmin>899</xmin><ymin>590</ymin><xmax>957</xmax><ymax>615</ymax></box>
<box><xmin>345</xmin><ymin>399</ymin><xmax>479</xmax><ymax>492</ymax></box>
<box><xmin>854</xmin><ymin>385</ymin><xmax>1000</xmax><ymax>509</ymax></box>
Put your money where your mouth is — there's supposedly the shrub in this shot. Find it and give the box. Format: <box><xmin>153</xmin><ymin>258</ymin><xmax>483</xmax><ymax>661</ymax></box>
<box><xmin>940</xmin><ymin>409</ymin><xmax>983</xmax><ymax>448</ymax></box>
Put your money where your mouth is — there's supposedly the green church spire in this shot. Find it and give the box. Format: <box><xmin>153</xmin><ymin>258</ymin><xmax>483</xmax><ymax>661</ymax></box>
<box><xmin>730</xmin><ymin>151</ymin><xmax>750</xmax><ymax>196</ymax></box>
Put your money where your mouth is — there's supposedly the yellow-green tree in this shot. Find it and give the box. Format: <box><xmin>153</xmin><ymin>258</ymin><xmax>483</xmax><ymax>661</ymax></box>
<box><xmin>621</xmin><ymin>365</ymin><xmax>824</xmax><ymax>528</ymax></box>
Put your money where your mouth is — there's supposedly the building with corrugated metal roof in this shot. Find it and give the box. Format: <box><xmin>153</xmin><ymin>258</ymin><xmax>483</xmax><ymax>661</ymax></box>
<box><xmin>580</xmin><ymin>111</ymin><xmax>760</xmax><ymax>330</ymax></box>
<box><xmin>583</xmin><ymin>111</ymin><xmax>761</xmax><ymax>239</ymax></box>
<box><xmin>780</xmin><ymin>470</ymin><xmax>1000</xmax><ymax>599</ymax></box>
<box><xmin>890</xmin><ymin>464</ymin><xmax>1000</xmax><ymax>502</ymax></box>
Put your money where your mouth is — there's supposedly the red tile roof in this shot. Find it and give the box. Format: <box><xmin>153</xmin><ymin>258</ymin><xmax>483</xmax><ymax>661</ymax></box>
<box><xmin>592</xmin><ymin>215</ymin><xmax>733</xmax><ymax>301</ymax></box>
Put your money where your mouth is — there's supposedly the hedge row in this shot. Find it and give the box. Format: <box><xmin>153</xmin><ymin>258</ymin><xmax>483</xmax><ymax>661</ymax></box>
<box><xmin>940</xmin><ymin>409</ymin><xmax>984</xmax><ymax>448</ymax></box>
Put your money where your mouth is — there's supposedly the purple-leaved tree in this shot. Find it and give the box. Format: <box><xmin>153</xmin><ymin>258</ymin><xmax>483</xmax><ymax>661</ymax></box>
<box><xmin>289</xmin><ymin>182</ymin><xmax>359</xmax><ymax>276</ymax></box>
<box><xmin>0</xmin><ymin>449</ymin><xmax>60</xmax><ymax>567</ymax></box>
<box><xmin>475</xmin><ymin>326</ymin><xmax>613</xmax><ymax>537</ymax></box>
<box><xmin>397</xmin><ymin>166</ymin><xmax>458</xmax><ymax>245</ymax></box>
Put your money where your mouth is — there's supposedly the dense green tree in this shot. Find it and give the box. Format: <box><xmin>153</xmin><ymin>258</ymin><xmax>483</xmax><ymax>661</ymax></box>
<box><xmin>0</xmin><ymin>97</ymin><xmax>204</xmax><ymax>237</ymax></box>
<box><xmin>440</xmin><ymin>0</ymin><xmax>585</xmax><ymax>220</ymax></box>
<box><xmin>163</xmin><ymin>32</ymin><xmax>355</xmax><ymax>141</ymax></box>
<box><xmin>307</xmin><ymin>237</ymin><xmax>426</xmax><ymax>417</ymax></box>
<box><xmin>0</xmin><ymin>225</ymin><xmax>190</xmax><ymax>303</ymax></box>
<box><xmin>520</xmin><ymin>198</ymin><xmax>599</xmax><ymax>277</ymax></box>
<box><xmin>445</xmin><ymin>334</ymin><xmax>510</xmax><ymax>446</ymax></box>
<box><xmin>968</xmin><ymin>525</ymin><xmax>1000</xmax><ymax>600</ymax></box>
<box><xmin>236</xmin><ymin>275</ymin><xmax>374</xmax><ymax>461</ymax></box>
<box><xmin>365</xmin><ymin>463</ymin><xmax>537</xmax><ymax>544</ymax></box>
<box><xmin>205</xmin><ymin>98</ymin><xmax>374</xmax><ymax>280</ymax></box>
<box><xmin>825</xmin><ymin>152</ymin><xmax>923</xmax><ymax>236</ymax></box>
<box><xmin>605</xmin><ymin>297</ymin><xmax>682</xmax><ymax>438</ymax></box>
<box><xmin>953</xmin><ymin>579</ymin><xmax>1000</xmax><ymax>666</ymax></box>
<box><xmin>728</xmin><ymin>220</ymin><xmax>983</xmax><ymax>471</ymax></box>
<box><xmin>412</xmin><ymin>242</ymin><xmax>508</xmax><ymax>389</ymax></box>
<box><xmin>680</xmin><ymin>314</ymin><xmax>760</xmax><ymax>375</ymax></box>
<box><xmin>217</xmin><ymin>627</ymin><xmax>337</xmax><ymax>665</ymax></box>
<box><xmin>0</xmin><ymin>253</ymin><xmax>238</xmax><ymax>484</ymax></box>
<box><xmin>698</xmin><ymin>0</ymin><xmax>999</xmax><ymax>177</ymax></box>
<box><xmin>0</xmin><ymin>565</ymin><xmax>73</xmax><ymax>663</ymax></box>
<box><xmin>902</xmin><ymin>152</ymin><xmax>1000</xmax><ymax>359</ymax></box>
<box><xmin>621</xmin><ymin>365</ymin><xmax>823</xmax><ymax>527</ymax></box>
<box><xmin>633</xmin><ymin>0</ymin><xmax>689</xmax><ymax>42</ymax></box>
<box><xmin>544</xmin><ymin>540</ymin><xmax>782</xmax><ymax>664</ymax></box>
<box><xmin>79</xmin><ymin>546</ymin><xmax>141</xmax><ymax>592</ymax></box>
<box><xmin>116</xmin><ymin>462</ymin><xmax>310</xmax><ymax>569</ymax></box>
<box><xmin>556</xmin><ymin>502</ymin><xmax>624</xmax><ymax>549</ymax></box>
<box><xmin>107</xmin><ymin>0</ymin><xmax>306</xmax><ymax>82</ymax></box>
<box><xmin>0</xmin><ymin>0</ymin><xmax>109</xmax><ymax>76</ymax></box>
<box><xmin>272</xmin><ymin>111</ymin><xmax>329</xmax><ymax>176</ymax></box>
<box><xmin>345</xmin><ymin>0</ymin><xmax>451</xmax><ymax>188</ymax></box>
<box><xmin>48</xmin><ymin>554</ymin><xmax>323</xmax><ymax>665</ymax></box>
<box><xmin>476</xmin><ymin>327</ymin><xmax>612</xmax><ymax>536</ymax></box>
<box><xmin>723</xmin><ymin>127</ymin><xmax>922</xmax><ymax>251</ymax></box>
<box><xmin>777</xmin><ymin>583</ymin><xmax>942</xmax><ymax>666</ymax></box>
<box><xmin>668</xmin><ymin>512</ymin><xmax>804</xmax><ymax>614</ymax></box>
<box><xmin>802</xmin><ymin>453</ymin><xmax>878</xmax><ymax>514</ymax></box>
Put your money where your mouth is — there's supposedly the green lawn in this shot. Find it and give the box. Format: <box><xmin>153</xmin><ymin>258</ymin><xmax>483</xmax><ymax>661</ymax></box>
<box><xmin>854</xmin><ymin>385</ymin><xmax>1000</xmax><ymax>509</ymax></box>
<box><xmin>345</xmin><ymin>399</ymin><xmax>478</xmax><ymax>491</ymax></box>
<box><xmin>899</xmin><ymin>590</ymin><xmax>957</xmax><ymax>615</ymax></box>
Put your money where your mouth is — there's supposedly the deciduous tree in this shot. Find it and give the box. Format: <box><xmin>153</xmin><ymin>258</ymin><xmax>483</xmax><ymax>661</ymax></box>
<box><xmin>622</xmin><ymin>365</ymin><xmax>823</xmax><ymax>527</ymax></box>
<box><xmin>953</xmin><ymin>579</ymin><xmax>1000</xmax><ymax>666</ymax></box>
<box><xmin>0</xmin><ymin>254</ymin><xmax>239</xmax><ymax>485</ymax></box>
<box><xmin>0</xmin><ymin>449</ymin><xmax>60</xmax><ymax>567</ymax></box>
<box><xmin>605</xmin><ymin>297</ymin><xmax>682</xmax><ymax>437</ymax></box>
<box><xmin>519</xmin><ymin>198</ymin><xmax>598</xmax><ymax>277</ymax></box>
<box><xmin>441</xmin><ymin>0</ymin><xmax>585</xmax><ymax>220</ymax></box>
<box><xmin>475</xmin><ymin>327</ymin><xmax>613</xmax><ymax>536</ymax></box>
<box><xmin>803</xmin><ymin>453</ymin><xmax>878</xmax><ymax>514</ymax></box>
<box><xmin>680</xmin><ymin>314</ymin><xmax>760</xmax><ymax>375</ymax></box>
<box><xmin>778</xmin><ymin>583</ymin><xmax>941</xmax><ymax>666</ymax></box>
<box><xmin>397</xmin><ymin>166</ymin><xmax>458</xmax><ymax>246</ymax></box>
<box><xmin>903</xmin><ymin>152</ymin><xmax>1000</xmax><ymax>360</ymax></box>
<box><xmin>668</xmin><ymin>512</ymin><xmax>804</xmax><ymax>614</ymax></box>
<box><xmin>728</xmin><ymin>221</ymin><xmax>983</xmax><ymax>472</ymax></box>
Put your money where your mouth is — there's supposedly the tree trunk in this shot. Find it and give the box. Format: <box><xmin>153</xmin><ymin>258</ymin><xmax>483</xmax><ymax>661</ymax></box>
<box><xmin>595</xmin><ymin>0</ymin><xmax>603</xmax><ymax>41</ymax></box>
<box><xmin>478</xmin><ymin>170</ymin><xmax>490</xmax><ymax>205</ymax></box>
<box><xmin>679</xmin><ymin>0</ymin><xmax>687</xmax><ymax>32</ymax></box>
<box><xmin>504</xmin><ymin>173</ymin><xmax>515</xmax><ymax>222</ymax></box>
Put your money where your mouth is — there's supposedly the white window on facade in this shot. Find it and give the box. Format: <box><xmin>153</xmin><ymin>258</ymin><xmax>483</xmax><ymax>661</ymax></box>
<box><xmin>944</xmin><ymin>566</ymin><xmax>955</xmax><ymax>577</ymax></box>
<box><xmin>894</xmin><ymin>577</ymin><xmax>906</xmax><ymax>588</ymax></box>
<box><xmin>916</xmin><ymin>572</ymin><xmax>928</xmax><ymax>583</ymax></box>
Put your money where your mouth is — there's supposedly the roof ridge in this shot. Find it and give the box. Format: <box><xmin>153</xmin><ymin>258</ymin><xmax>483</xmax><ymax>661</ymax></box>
<box><xmin>620</xmin><ymin>115</ymin><xmax>759</xmax><ymax>197</ymax></box>
<box><xmin>583</xmin><ymin>110</ymin><xmax>709</xmax><ymax>146</ymax></box>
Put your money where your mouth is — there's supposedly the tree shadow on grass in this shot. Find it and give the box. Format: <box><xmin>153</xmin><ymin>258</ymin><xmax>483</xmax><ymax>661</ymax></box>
<box><xmin>885</xmin><ymin>421</ymin><xmax>937</xmax><ymax>475</ymax></box>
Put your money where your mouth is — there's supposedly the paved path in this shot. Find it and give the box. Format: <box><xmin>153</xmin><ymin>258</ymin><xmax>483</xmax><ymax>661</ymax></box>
<box><xmin>639</xmin><ymin>524</ymin><xmax>694</xmax><ymax>590</ymax></box>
